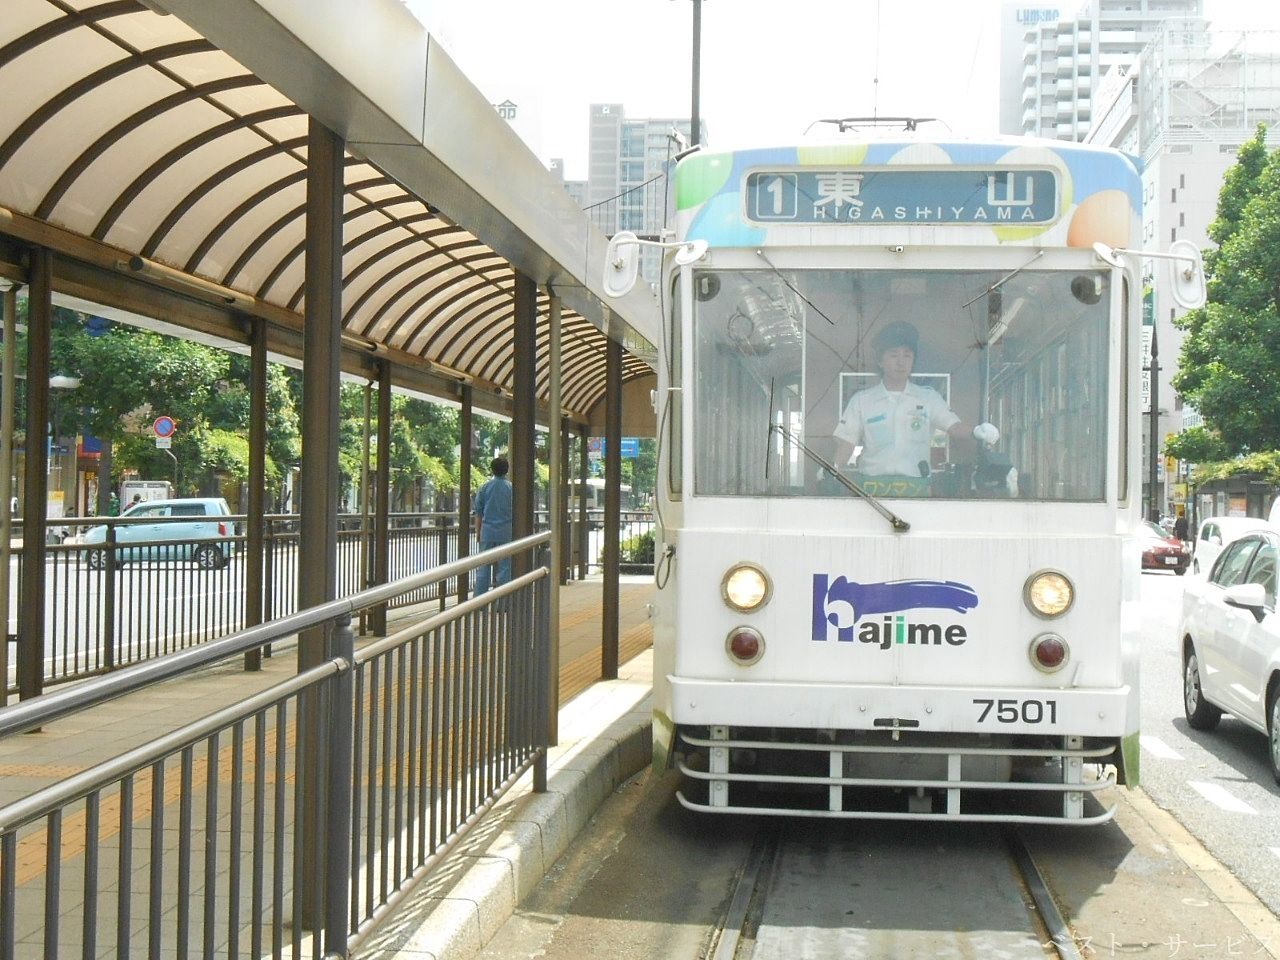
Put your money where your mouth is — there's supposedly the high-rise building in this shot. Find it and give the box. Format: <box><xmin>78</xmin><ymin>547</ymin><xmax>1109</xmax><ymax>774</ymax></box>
<box><xmin>1086</xmin><ymin>23</ymin><xmax>1280</xmax><ymax>512</ymax></box>
<box><xmin>581</xmin><ymin>104</ymin><xmax>707</xmax><ymax>284</ymax></box>
<box><xmin>548</xmin><ymin>158</ymin><xmax>587</xmax><ymax>209</ymax></box>
<box><xmin>998</xmin><ymin>5</ymin><xmax>1066</xmax><ymax>136</ymax></box>
<box><xmin>1002</xmin><ymin>0</ymin><xmax>1203</xmax><ymax>141</ymax></box>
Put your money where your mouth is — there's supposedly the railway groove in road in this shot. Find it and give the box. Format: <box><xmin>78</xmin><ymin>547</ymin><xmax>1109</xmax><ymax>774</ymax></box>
<box><xmin>478</xmin><ymin>767</ymin><xmax>1280</xmax><ymax>960</ymax></box>
<box><xmin>707</xmin><ymin>819</ymin><xmax>1076</xmax><ymax>960</ymax></box>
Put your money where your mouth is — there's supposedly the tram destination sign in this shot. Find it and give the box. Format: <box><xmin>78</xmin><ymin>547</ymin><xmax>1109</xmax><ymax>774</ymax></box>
<box><xmin>744</xmin><ymin>168</ymin><xmax>1058</xmax><ymax>225</ymax></box>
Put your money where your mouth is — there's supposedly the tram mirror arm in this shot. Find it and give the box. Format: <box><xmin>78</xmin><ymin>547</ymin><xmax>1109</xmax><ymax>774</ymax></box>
<box><xmin>603</xmin><ymin>231</ymin><xmax>708</xmax><ymax>298</ymax></box>
<box><xmin>769</xmin><ymin>421</ymin><xmax>910</xmax><ymax>533</ymax></box>
<box><xmin>1091</xmin><ymin>241</ymin><xmax>1206</xmax><ymax>309</ymax></box>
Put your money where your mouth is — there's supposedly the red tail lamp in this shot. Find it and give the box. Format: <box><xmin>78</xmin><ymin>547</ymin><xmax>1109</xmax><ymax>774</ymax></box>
<box><xmin>726</xmin><ymin>626</ymin><xmax>765</xmax><ymax>666</ymax></box>
<box><xmin>1028</xmin><ymin>633</ymin><xmax>1069</xmax><ymax>673</ymax></box>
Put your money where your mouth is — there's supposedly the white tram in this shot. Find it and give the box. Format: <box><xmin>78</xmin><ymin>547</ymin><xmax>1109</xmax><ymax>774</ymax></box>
<box><xmin>603</xmin><ymin>131</ymin><xmax>1204</xmax><ymax>823</ymax></box>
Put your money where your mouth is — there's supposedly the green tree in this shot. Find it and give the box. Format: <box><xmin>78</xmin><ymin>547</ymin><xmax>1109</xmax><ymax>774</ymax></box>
<box><xmin>1171</xmin><ymin>124</ymin><xmax>1280</xmax><ymax>455</ymax></box>
<box><xmin>61</xmin><ymin>323</ymin><xmax>229</xmax><ymax>495</ymax></box>
<box><xmin>1164</xmin><ymin>425</ymin><xmax>1227</xmax><ymax>463</ymax></box>
<box><xmin>472</xmin><ymin>413</ymin><xmax>508</xmax><ymax>464</ymax></box>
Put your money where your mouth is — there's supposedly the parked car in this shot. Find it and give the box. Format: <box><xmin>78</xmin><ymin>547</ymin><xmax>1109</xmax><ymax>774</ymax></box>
<box><xmin>1178</xmin><ymin>530</ymin><xmax>1280</xmax><ymax>783</ymax></box>
<box><xmin>1140</xmin><ymin>519</ymin><xmax>1189</xmax><ymax>575</ymax></box>
<box><xmin>79</xmin><ymin>497</ymin><xmax>232</xmax><ymax>570</ymax></box>
<box><xmin>1193</xmin><ymin>516</ymin><xmax>1277</xmax><ymax>576</ymax></box>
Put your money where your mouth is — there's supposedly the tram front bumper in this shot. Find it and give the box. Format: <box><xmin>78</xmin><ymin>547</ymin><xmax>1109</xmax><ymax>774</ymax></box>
<box><xmin>668</xmin><ymin>677</ymin><xmax>1133</xmax><ymax>738</ymax></box>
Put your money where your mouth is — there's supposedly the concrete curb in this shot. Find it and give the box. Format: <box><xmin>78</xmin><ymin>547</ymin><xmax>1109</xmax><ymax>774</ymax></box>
<box><xmin>354</xmin><ymin>697</ymin><xmax>653</xmax><ymax>960</ymax></box>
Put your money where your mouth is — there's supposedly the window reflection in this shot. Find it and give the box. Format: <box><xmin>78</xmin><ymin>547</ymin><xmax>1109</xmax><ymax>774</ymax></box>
<box><xmin>692</xmin><ymin>269</ymin><xmax>1110</xmax><ymax>501</ymax></box>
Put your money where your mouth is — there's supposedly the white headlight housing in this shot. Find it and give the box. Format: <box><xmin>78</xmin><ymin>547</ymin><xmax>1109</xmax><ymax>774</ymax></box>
<box><xmin>1024</xmin><ymin>570</ymin><xmax>1074</xmax><ymax>618</ymax></box>
<box><xmin>721</xmin><ymin>563</ymin><xmax>772</xmax><ymax>612</ymax></box>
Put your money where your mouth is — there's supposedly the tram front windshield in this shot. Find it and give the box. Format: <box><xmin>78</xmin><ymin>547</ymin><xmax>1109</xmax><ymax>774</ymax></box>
<box><xmin>692</xmin><ymin>268</ymin><xmax>1111</xmax><ymax>501</ymax></box>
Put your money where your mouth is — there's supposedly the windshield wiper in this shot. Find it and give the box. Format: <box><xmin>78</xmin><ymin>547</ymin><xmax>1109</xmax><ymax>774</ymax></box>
<box><xmin>768</xmin><ymin>420</ymin><xmax>910</xmax><ymax>533</ymax></box>
<box><xmin>755</xmin><ymin>249</ymin><xmax>836</xmax><ymax>325</ymax></box>
<box><xmin>960</xmin><ymin>249</ymin><xmax>1045</xmax><ymax>309</ymax></box>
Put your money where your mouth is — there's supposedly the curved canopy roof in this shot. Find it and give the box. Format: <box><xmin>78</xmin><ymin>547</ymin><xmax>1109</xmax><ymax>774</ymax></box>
<box><xmin>0</xmin><ymin>0</ymin><xmax>658</xmax><ymax>420</ymax></box>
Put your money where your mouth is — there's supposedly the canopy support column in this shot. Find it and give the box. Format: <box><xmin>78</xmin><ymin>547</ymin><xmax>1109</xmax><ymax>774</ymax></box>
<box><xmin>559</xmin><ymin>423</ymin><xmax>571</xmax><ymax>585</ymax></box>
<box><xmin>371</xmin><ymin>359</ymin><xmax>391</xmax><ymax>635</ymax></box>
<box><xmin>297</xmin><ymin>116</ymin><xmax>343</xmax><ymax>668</ymax></box>
<box><xmin>19</xmin><ymin>248</ymin><xmax>52</xmax><ymax>702</ymax></box>
<box><xmin>244</xmin><ymin>316</ymin><xmax>267</xmax><ymax>670</ymax></box>
<box><xmin>457</xmin><ymin>385</ymin><xmax>472</xmax><ymax>603</ymax></box>
<box><xmin>0</xmin><ymin>280</ymin><xmax>17</xmax><ymax>707</ymax></box>
<box><xmin>297</xmin><ymin>117</ymin><xmax>344</xmax><ymax>933</ymax></box>
<box><xmin>547</xmin><ymin>291</ymin><xmax>562</xmax><ymax>743</ymax></box>
<box><xmin>577</xmin><ymin>424</ymin><xmax>588</xmax><ymax>581</ymax></box>
<box><xmin>358</xmin><ymin>379</ymin><xmax>372</xmax><ymax>633</ymax></box>
<box><xmin>511</xmin><ymin>272</ymin><xmax>536</xmax><ymax>571</ymax></box>
<box><xmin>603</xmin><ymin>336</ymin><xmax>622</xmax><ymax>681</ymax></box>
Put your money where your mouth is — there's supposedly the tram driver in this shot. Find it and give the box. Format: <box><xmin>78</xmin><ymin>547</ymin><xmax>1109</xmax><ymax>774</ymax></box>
<box><xmin>833</xmin><ymin>321</ymin><xmax>1000</xmax><ymax>484</ymax></box>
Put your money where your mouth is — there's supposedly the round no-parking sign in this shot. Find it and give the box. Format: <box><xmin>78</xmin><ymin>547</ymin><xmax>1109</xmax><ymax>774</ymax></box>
<box><xmin>153</xmin><ymin>416</ymin><xmax>176</xmax><ymax>438</ymax></box>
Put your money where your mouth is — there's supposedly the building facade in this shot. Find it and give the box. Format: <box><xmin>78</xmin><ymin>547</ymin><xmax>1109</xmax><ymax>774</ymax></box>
<box><xmin>1002</xmin><ymin>0</ymin><xmax>1203</xmax><ymax>140</ymax></box>
<box><xmin>548</xmin><ymin>158</ymin><xmax>587</xmax><ymax>209</ymax></box>
<box><xmin>1086</xmin><ymin>24</ymin><xmax>1280</xmax><ymax>513</ymax></box>
<box><xmin>568</xmin><ymin>105</ymin><xmax>707</xmax><ymax>285</ymax></box>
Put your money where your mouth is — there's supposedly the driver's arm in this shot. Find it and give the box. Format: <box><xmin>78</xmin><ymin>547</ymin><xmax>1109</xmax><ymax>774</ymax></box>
<box><xmin>833</xmin><ymin>437</ymin><xmax>855</xmax><ymax>470</ymax></box>
<box><xmin>832</xmin><ymin>398</ymin><xmax>862</xmax><ymax>470</ymax></box>
<box><xmin>947</xmin><ymin>418</ymin><xmax>1000</xmax><ymax>445</ymax></box>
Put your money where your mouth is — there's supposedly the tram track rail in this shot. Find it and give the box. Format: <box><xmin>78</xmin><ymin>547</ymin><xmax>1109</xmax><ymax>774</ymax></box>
<box><xmin>1006</xmin><ymin>827</ymin><xmax>1084</xmax><ymax>960</ymax></box>
<box><xmin>706</xmin><ymin>820</ymin><xmax>1083</xmax><ymax>960</ymax></box>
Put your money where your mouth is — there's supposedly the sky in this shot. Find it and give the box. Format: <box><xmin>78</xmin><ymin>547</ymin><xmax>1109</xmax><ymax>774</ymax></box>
<box><xmin>403</xmin><ymin>0</ymin><xmax>1280</xmax><ymax>181</ymax></box>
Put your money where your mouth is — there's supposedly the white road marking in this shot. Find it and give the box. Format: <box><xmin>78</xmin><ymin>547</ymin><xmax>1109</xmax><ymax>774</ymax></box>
<box><xmin>1270</xmin><ymin>847</ymin><xmax>1280</xmax><ymax>861</ymax></box>
<box><xmin>1188</xmin><ymin>780</ymin><xmax>1257</xmax><ymax>815</ymax></box>
<box><xmin>1140</xmin><ymin>735</ymin><xmax>1183</xmax><ymax>760</ymax></box>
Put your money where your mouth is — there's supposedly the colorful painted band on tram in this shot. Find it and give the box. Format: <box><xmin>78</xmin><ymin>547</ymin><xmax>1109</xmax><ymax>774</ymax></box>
<box><xmin>674</xmin><ymin>140</ymin><xmax>1141</xmax><ymax>251</ymax></box>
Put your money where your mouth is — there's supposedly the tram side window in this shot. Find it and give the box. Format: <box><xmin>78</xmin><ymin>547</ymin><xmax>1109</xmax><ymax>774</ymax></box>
<box><xmin>1119</xmin><ymin>279</ymin><xmax>1130</xmax><ymax>505</ymax></box>
<box><xmin>668</xmin><ymin>275</ymin><xmax>683</xmax><ymax>497</ymax></box>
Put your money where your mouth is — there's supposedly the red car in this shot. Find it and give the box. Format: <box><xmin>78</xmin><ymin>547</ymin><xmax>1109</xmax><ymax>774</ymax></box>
<box><xmin>1140</xmin><ymin>520</ymin><xmax>1189</xmax><ymax>575</ymax></box>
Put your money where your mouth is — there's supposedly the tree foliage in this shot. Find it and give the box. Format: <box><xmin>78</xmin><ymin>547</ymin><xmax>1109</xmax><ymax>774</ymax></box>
<box><xmin>1171</xmin><ymin>124</ymin><xmax>1280</xmax><ymax>457</ymax></box>
<box><xmin>39</xmin><ymin>310</ymin><xmax>568</xmax><ymax>513</ymax></box>
<box><xmin>1164</xmin><ymin>425</ymin><xmax>1227</xmax><ymax>463</ymax></box>
<box><xmin>1190</xmin><ymin>451</ymin><xmax>1280</xmax><ymax>487</ymax></box>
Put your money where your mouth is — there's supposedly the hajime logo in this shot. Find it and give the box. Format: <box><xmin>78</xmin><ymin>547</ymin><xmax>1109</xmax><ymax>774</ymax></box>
<box><xmin>811</xmin><ymin>575</ymin><xmax>978</xmax><ymax>647</ymax></box>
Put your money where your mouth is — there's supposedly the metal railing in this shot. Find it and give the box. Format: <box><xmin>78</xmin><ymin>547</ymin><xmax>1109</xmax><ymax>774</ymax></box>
<box><xmin>0</xmin><ymin>533</ymin><xmax>552</xmax><ymax>959</ymax></box>
<box><xmin>4</xmin><ymin>508</ymin><xmax>654</xmax><ymax>693</ymax></box>
<box><xmin>5</xmin><ymin>513</ymin><xmax>480</xmax><ymax>693</ymax></box>
<box><xmin>571</xmin><ymin>510</ymin><xmax>655</xmax><ymax>574</ymax></box>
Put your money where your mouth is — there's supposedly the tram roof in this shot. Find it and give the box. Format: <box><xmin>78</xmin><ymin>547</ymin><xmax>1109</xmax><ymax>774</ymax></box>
<box><xmin>0</xmin><ymin>0</ymin><xmax>659</xmax><ymax>422</ymax></box>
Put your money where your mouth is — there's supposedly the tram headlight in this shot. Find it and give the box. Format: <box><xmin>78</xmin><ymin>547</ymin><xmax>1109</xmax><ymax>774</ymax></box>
<box><xmin>721</xmin><ymin>563</ymin><xmax>772</xmax><ymax>612</ymax></box>
<box><xmin>1024</xmin><ymin>570</ymin><xmax>1074</xmax><ymax>619</ymax></box>
<box><xmin>726</xmin><ymin>626</ymin><xmax>765</xmax><ymax>666</ymax></box>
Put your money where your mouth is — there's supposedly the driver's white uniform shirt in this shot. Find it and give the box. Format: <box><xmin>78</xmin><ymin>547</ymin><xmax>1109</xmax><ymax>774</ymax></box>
<box><xmin>834</xmin><ymin>381</ymin><xmax>958</xmax><ymax>477</ymax></box>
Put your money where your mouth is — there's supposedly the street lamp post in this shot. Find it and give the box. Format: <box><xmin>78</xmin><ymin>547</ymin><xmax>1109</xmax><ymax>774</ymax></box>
<box><xmin>1147</xmin><ymin>326</ymin><xmax>1160</xmax><ymax>523</ymax></box>
<box><xmin>690</xmin><ymin>0</ymin><xmax>702</xmax><ymax>147</ymax></box>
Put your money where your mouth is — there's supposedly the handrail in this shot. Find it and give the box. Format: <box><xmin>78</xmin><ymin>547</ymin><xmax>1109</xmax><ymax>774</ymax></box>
<box><xmin>0</xmin><ymin>531</ymin><xmax>551</xmax><ymax>738</ymax></box>
<box><xmin>355</xmin><ymin>568</ymin><xmax>545</xmax><ymax>665</ymax></box>
<box><xmin>0</xmin><ymin>659</ymin><xmax>342</xmax><ymax>830</ymax></box>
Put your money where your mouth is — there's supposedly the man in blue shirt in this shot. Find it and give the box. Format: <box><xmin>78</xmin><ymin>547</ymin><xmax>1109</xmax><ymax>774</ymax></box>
<box><xmin>472</xmin><ymin>456</ymin><xmax>513</xmax><ymax>595</ymax></box>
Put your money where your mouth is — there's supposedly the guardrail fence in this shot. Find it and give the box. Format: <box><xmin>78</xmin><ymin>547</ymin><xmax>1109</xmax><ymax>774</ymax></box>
<box><xmin>5</xmin><ymin>509</ymin><xmax>654</xmax><ymax>695</ymax></box>
<box><xmin>0</xmin><ymin>534</ymin><xmax>552</xmax><ymax>959</ymax></box>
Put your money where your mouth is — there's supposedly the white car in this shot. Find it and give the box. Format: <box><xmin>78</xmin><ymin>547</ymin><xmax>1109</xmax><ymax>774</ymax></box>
<box><xmin>1179</xmin><ymin>529</ymin><xmax>1280</xmax><ymax>783</ymax></box>
<box><xmin>1192</xmin><ymin>516</ymin><xmax>1277</xmax><ymax>576</ymax></box>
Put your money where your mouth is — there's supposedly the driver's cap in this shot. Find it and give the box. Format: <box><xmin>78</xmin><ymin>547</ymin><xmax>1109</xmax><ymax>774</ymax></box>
<box><xmin>873</xmin><ymin>321</ymin><xmax>918</xmax><ymax>357</ymax></box>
